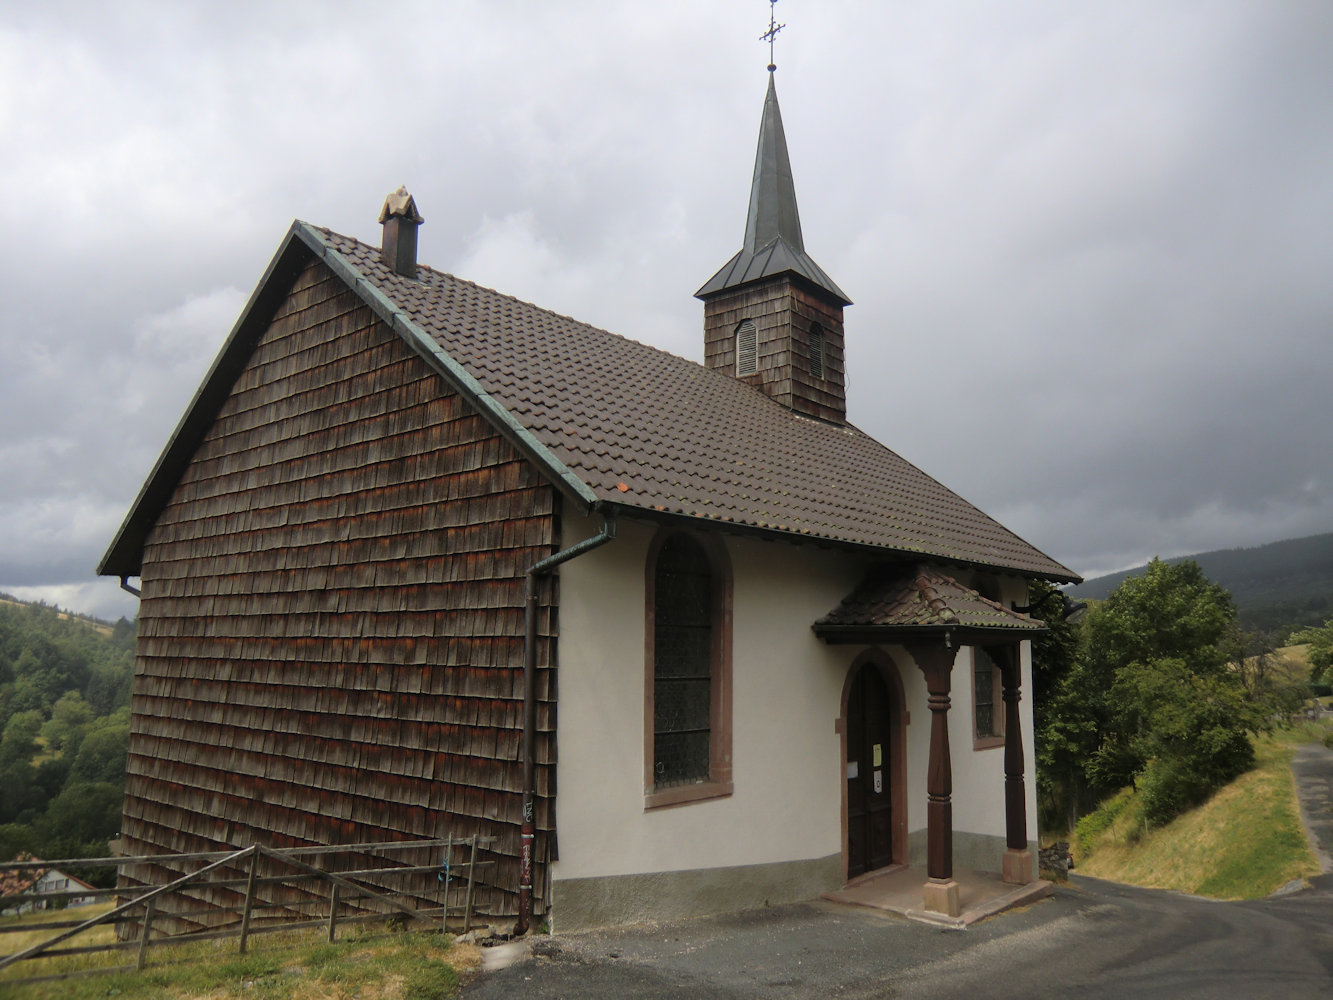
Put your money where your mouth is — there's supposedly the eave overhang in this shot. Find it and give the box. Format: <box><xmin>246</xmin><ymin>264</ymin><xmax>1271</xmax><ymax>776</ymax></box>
<box><xmin>814</xmin><ymin>623</ymin><xmax>1045</xmax><ymax>647</ymax></box>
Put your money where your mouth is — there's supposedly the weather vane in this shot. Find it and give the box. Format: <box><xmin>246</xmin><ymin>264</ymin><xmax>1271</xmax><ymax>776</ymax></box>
<box><xmin>761</xmin><ymin>0</ymin><xmax>785</xmax><ymax>72</ymax></box>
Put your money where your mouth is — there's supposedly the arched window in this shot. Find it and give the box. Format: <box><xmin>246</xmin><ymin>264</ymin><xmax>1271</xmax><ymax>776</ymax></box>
<box><xmin>808</xmin><ymin>323</ymin><xmax>825</xmax><ymax>380</ymax></box>
<box><xmin>735</xmin><ymin>320</ymin><xmax>758</xmax><ymax>376</ymax></box>
<box><xmin>645</xmin><ymin>531</ymin><xmax>733</xmax><ymax>807</ymax></box>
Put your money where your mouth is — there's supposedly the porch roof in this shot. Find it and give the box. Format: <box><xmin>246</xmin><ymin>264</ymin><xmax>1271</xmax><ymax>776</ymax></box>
<box><xmin>813</xmin><ymin>566</ymin><xmax>1046</xmax><ymax>646</ymax></box>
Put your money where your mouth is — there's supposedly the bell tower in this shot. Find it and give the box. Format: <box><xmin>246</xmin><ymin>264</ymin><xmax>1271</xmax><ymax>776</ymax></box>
<box><xmin>696</xmin><ymin>61</ymin><xmax>852</xmax><ymax>424</ymax></box>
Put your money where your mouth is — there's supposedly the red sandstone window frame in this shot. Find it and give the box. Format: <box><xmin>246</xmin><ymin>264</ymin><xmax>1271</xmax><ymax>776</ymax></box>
<box><xmin>643</xmin><ymin>528</ymin><xmax>734</xmax><ymax>809</ymax></box>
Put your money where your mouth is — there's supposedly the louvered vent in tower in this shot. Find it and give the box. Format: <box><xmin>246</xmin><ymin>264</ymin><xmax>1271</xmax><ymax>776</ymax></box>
<box><xmin>736</xmin><ymin>321</ymin><xmax>758</xmax><ymax>376</ymax></box>
<box><xmin>809</xmin><ymin>324</ymin><xmax>824</xmax><ymax>379</ymax></box>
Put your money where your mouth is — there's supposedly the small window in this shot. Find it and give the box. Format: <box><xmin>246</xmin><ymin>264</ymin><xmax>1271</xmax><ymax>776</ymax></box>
<box><xmin>736</xmin><ymin>320</ymin><xmax>757</xmax><ymax>376</ymax></box>
<box><xmin>973</xmin><ymin>648</ymin><xmax>1004</xmax><ymax>749</ymax></box>
<box><xmin>809</xmin><ymin>324</ymin><xmax>824</xmax><ymax>379</ymax></box>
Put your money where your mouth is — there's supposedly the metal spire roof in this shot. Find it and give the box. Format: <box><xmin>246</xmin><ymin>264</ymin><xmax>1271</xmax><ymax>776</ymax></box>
<box><xmin>696</xmin><ymin>72</ymin><xmax>851</xmax><ymax>305</ymax></box>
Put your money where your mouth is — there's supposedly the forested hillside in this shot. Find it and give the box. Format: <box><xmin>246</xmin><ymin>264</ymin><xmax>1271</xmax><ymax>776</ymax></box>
<box><xmin>0</xmin><ymin>595</ymin><xmax>135</xmax><ymax>882</ymax></box>
<box><xmin>1068</xmin><ymin>532</ymin><xmax>1333</xmax><ymax>641</ymax></box>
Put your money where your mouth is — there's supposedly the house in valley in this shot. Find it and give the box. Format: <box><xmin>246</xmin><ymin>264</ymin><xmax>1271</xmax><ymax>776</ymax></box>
<box><xmin>99</xmin><ymin>67</ymin><xmax>1078</xmax><ymax>932</ymax></box>
<box><xmin>0</xmin><ymin>855</ymin><xmax>97</xmax><ymax>915</ymax></box>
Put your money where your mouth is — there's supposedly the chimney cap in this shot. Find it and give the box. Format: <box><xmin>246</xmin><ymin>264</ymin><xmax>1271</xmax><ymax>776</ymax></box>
<box><xmin>379</xmin><ymin>185</ymin><xmax>424</xmax><ymax>224</ymax></box>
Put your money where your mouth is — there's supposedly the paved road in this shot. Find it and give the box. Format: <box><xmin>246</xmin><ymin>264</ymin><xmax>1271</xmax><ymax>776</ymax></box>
<box><xmin>464</xmin><ymin>745</ymin><xmax>1333</xmax><ymax>999</ymax></box>
<box><xmin>462</xmin><ymin>874</ymin><xmax>1333</xmax><ymax>1000</ymax></box>
<box><xmin>1292</xmin><ymin>740</ymin><xmax>1333</xmax><ymax>871</ymax></box>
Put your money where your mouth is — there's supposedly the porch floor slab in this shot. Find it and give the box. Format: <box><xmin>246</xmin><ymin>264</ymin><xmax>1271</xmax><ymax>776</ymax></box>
<box><xmin>820</xmin><ymin>865</ymin><xmax>1052</xmax><ymax>929</ymax></box>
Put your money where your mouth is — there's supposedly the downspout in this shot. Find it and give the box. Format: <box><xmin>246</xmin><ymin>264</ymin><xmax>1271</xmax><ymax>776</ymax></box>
<box><xmin>517</xmin><ymin>508</ymin><xmax>617</xmax><ymax>935</ymax></box>
<box><xmin>119</xmin><ymin>576</ymin><xmax>141</xmax><ymax>598</ymax></box>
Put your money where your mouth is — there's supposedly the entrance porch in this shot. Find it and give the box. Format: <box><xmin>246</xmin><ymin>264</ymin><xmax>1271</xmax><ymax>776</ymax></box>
<box><xmin>822</xmin><ymin>864</ymin><xmax>1052</xmax><ymax>928</ymax></box>
<box><xmin>816</xmin><ymin>565</ymin><xmax>1049</xmax><ymax>918</ymax></box>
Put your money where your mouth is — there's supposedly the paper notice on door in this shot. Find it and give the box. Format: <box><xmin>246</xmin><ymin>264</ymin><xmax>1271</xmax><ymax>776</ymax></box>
<box><xmin>872</xmin><ymin>744</ymin><xmax>882</xmax><ymax>767</ymax></box>
<box><xmin>873</xmin><ymin>770</ymin><xmax>883</xmax><ymax>794</ymax></box>
<box><xmin>847</xmin><ymin>761</ymin><xmax>859</xmax><ymax>780</ymax></box>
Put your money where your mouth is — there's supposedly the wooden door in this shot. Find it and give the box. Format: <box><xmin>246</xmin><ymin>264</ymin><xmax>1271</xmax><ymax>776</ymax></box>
<box><xmin>846</xmin><ymin>663</ymin><xmax>893</xmax><ymax>877</ymax></box>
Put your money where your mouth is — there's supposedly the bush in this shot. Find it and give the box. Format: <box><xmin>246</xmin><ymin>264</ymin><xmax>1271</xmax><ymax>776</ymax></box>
<box><xmin>1075</xmin><ymin>791</ymin><xmax>1132</xmax><ymax>856</ymax></box>
<box><xmin>1137</xmin><ymin>725</ymin><xmax>1255</xmax><ymax>828</ymax></box>
<box><xmin>1323</xmin><ymin>731</ymin><xmax>1333</xmax><ymax>749</ymax></box>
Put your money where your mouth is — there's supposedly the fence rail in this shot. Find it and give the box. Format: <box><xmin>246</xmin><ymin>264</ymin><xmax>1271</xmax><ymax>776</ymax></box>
<box><xmin>0</xmin><ymin>835</ymin><xmax>494</xmax><ymax>988</ymax></box>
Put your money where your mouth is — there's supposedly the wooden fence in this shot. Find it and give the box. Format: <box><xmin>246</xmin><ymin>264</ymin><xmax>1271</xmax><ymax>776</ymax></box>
<box><xmin>0</xmin><ymin>835</ymin><xmax>493</xmax><ymax>988</ymax></box>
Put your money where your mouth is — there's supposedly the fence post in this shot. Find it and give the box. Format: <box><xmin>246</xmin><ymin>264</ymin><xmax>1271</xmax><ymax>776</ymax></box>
<box><xmin>327</xmin><ymin>884</ymin><xmax>340</xmax><ymax>943</ymax></box>
<box><xmin>135</xmin><ymin>897</ymin><xmax>156</xmax><ymax>971</ymax></box>
<box><xmin>238</xmin><ymin>846</ymin><xmax>261</xmax><ymax>954</ymax></box>
<box><xmin>463</xmin><ymin>835</ymin><xmax>479</xmax><ymax>933</ymax></box>
<box><xmin>440</xmin><ymin>833</ymin><xmax>453</xmax><ymax>934</ymax></box>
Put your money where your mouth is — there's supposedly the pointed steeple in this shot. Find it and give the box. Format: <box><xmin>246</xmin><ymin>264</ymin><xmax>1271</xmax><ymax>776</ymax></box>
<box><xmin>745</xmin><ymin>73</ymin><xmax>804</xmax><ymax>254</ymax></box>
<box><xmin>698</xmin><ymin>66</ymin><xmax>852</xmax><ymax>426</ymax></box>
<box><xmin>696</xmin><ymin>72</ymin><xmax>850</xmax><ymax>305</ymax></box>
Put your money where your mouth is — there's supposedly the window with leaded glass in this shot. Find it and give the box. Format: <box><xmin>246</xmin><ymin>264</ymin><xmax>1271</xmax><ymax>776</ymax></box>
<box><xmin>653</xmin><ymin>534</ymin><xmax>713</xmax><ymax>788</ymax></box>
<box><xmin>644</xmin><ymin>530</ymin><xmax>733</xmax><ymax>808</ymax></box>
<box><xmin>973</xmin><ymin>648</ymin><xmax>1003</xmax><ymax>747</ymax></box>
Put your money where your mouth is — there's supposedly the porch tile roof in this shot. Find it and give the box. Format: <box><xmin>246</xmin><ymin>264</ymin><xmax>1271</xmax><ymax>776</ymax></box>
<box><xmin>814</xmin><ymin>567</ymin><xmax>1047</xmax><ymax>633</ymax></box>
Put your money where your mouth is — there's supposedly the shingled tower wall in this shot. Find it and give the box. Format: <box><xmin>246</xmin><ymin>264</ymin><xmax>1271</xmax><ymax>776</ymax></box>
<box><xmin>702</xmin><ymin>274</ymin><xmax>847</xmax><ymax>423</ymax></box>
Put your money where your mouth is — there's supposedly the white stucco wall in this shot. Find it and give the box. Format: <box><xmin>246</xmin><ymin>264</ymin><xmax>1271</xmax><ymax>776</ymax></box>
<box><xmin>551</xmin><ymin>506</ymin><xmax>1038</xmax><ymax>883</ymax></box>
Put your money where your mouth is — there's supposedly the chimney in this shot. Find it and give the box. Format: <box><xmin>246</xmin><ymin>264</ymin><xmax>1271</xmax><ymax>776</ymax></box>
<box><xmin>379</xmin><ymin>186</ymin><xmax>424</xmax><ymax>278</ymax></box>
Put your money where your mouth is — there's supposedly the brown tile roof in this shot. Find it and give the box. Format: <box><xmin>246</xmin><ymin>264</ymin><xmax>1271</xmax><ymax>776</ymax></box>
<box><xmin>314</xmin><ymin>227</ymin><xmax>1076</xmax><ymax>581</ymax></box>
<box><xmin>98</xmin><ymin>221</ymin><xmax>1078</xmax><ymax>582</ymax></box>
<box><xmin>815</xmin><ymin>567</ymin><xmax>1047</xmax><ymax>636</ymax></box>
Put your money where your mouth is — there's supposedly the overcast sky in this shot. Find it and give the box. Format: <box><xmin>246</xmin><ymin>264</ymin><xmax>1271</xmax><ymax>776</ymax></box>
<box><xmin>2</xmin><ymin>0</ymin><xmax>1330</xmax><ymax>622</ymax></box>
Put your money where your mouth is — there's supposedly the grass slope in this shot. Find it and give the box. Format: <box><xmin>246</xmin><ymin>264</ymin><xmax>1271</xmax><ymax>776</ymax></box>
<box><xmin>0</xmin><ymin>910</ymin><xmax>478</xmax><ymax>1000</ymax></box>
<box><xmin>1073</xmin><ymin>729</ymin><xmax>1323</xmax><ymax>898</ymax></box>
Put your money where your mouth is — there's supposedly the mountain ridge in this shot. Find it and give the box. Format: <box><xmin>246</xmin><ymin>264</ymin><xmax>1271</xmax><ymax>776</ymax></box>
<box><xmin>1068</xmin><ymin>532</ymin><xmax>1333</xmax><ymax>640</ymax></box>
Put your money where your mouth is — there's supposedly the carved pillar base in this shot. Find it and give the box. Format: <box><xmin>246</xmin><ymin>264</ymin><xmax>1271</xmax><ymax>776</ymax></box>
<box><xmin>922</xmin><ymin>877</ymin><xmax>961</xmax><ymax>917</ymax></box>
<box><xmin>1002</xmin><ymin>847</ymin><xmax>1033</xmax><ymax>885</ymax></box>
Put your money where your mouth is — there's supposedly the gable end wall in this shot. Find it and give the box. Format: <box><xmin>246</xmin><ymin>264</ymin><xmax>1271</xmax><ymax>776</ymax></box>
<box><xmin>122</xmin><ymin>258</ymin><xmax>558</xmax><ymax>923</ymax></box>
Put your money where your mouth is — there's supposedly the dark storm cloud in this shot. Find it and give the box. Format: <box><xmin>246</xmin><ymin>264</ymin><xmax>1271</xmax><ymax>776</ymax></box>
<box><xmin>1</xmin><ymin>1</ymin><xmax>1329</xmax><ymax>617</ymax></box>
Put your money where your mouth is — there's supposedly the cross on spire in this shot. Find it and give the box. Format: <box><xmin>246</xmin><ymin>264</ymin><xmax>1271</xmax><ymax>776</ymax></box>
<box><xmin>761</xmin><ymin>0</ymin><xmax>785</xmax><ymax>72</ymax></box>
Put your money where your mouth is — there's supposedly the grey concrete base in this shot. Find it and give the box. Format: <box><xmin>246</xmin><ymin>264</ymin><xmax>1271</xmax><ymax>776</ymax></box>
<box><xmin>552</xmin><ymin>854</ymin><xmax>843</xmax><ymax>932</ymax></box>
<box><xmin>907</xmin><ymin>828</ymin><xmax>1037</xmax><ymax>874</ymax></box>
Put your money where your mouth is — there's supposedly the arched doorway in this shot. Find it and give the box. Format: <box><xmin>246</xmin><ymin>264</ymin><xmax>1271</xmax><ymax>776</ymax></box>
<box><xmin>843</xmin><ymin>655</ymin><xmax>905</xmax><ymax>878</ymax></box>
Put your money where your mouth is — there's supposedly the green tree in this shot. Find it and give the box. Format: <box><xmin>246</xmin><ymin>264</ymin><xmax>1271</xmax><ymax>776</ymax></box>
<box><xmin>1079</xmin><ymin>559</ymin><xmax>1260</xmax><ymax>824</ymax></box>
<box><xmin>70</xmin><ymin>717</ymin><xmax>130</xmax><ymax>785</ymax></box>
<box><xmin>35</xmin><ymin>782</ymin><xmax>123</xmax><ymax>877</ymax></box>
<box><xmin>1</xmin><ymin>709</ymin><xmax>44</xmax><ymax>765</ymax></box>
<box><xmin>0</xmin><ymin>763</ymin><xmax>49</xmax><ymax>824</ymax></box>
<box><xmin>1029</xmin><ymin>580</ymin><xmax>1098</xmax><ymax>831</ymax></box>
<box><xmin>41</xmin><ymin>690</ymin><xmax>95</xmax><ymax>756</ymax></box>
<box><xmin>1291</xmin><ymin>620</ymin><xmax>1333</xmax><ymax>685</ymax></box>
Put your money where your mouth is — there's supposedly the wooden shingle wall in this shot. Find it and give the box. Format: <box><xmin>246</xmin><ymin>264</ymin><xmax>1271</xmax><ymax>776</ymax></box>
<box><xmin>122</xmin><ymin>258</ymin><xmax>559</xmax><ymax>922</ymax></box>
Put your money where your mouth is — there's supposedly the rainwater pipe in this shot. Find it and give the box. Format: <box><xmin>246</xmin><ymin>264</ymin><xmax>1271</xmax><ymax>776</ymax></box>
<box><xmin>517</xmin><ymin>508</ymin><xmax>617</xmax><ymax>935</ymax></box>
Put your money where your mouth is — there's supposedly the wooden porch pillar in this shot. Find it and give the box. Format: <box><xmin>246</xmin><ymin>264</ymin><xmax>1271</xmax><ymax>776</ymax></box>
<box><xmin>910</xmin><ymin>641</ymin><xmax>960</xmax><ymax>917</ymax></box>
<box><xmin>992</xmin><ymin>644</ymin><xmax>1033</xmax><ymax>885</ymax></box>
